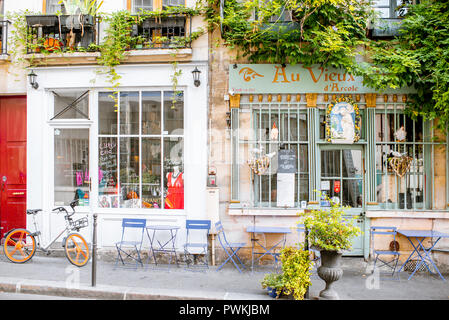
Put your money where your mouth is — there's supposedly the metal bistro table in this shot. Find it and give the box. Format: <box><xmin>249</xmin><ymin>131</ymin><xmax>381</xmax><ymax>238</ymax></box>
<box><xmin>397</xmin><ymin>229</ymin><xmax>449</xmax><ymax>281</ymax></box>
<box><xmin>146</xmin><ymin>225</ymin><xmax>180</xmax><ymax>267</ymax></box>
<box><xmin>246</xmin><ymin>226</ymin><xmax>292</xmax><ymax>271</ymax></box>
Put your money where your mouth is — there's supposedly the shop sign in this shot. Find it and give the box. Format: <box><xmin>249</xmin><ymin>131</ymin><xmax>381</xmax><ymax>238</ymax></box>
<box><xmin>229</xmin><ymin>64</ymin><xmax>415</xmax><ymax>94</ymax></box>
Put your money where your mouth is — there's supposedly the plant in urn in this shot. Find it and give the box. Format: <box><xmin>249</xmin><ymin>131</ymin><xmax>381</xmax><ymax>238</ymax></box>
<box><xmin>299</xmin><ymin>192</ymin><xmax>361</xmax><ymax>300</ymax></box>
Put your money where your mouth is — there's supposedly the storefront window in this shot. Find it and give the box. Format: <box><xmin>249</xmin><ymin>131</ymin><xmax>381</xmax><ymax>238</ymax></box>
<box><xmin>54</xmin><ymin>128</ymin><xmax>90</xmax><ymax>206</ymax></box>
<box><xmin>98</xmin><ymin>90</ymin><xmax>184</xmax><ymax>209</ymax></box>
<box><xmin>375</xmin><ymin>107</ymin><xmax>447</xmax><ymax>210</ymax></box>
<box><xmin>236</xmin><ymin>95</ymin><xmax>309</xmax><ymax>208</ymax></box>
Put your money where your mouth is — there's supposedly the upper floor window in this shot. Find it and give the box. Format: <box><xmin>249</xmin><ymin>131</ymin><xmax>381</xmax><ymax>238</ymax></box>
<box><xmin>133</xmin><ymin>0</ymin><xmax>153</xmax><ymax>12</ymax></box>
<box><xmin>132</xmin><ymin>0</ymin><xmax>184</xmax><ymax>13</ymax></box>
<box><xmin>372</xmin><ymin>0</ymin><xmax>407</xmax><ymax>19</ymax></box>
<box><xmin>46</xmin><ymin>0</ymin><xmax>64</xmax><ymax>14</ymax></box>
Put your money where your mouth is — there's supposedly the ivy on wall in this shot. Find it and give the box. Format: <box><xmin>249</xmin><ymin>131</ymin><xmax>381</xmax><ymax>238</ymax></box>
<box><xmin>204</xmin><ymin>0</ymin><xmax>374</xmax><ymax>71</ymax></box>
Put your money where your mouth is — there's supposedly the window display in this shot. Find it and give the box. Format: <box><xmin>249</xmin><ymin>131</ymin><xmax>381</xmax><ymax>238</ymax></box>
<box><xmin>54</xmin><ymin>128</ymin><xmax>90</xmax><ymax>206</ymax></box>
<box><xmin>98</xmin><ymin>90</ymin><xmax>184</xmax><ymax>209</ymax></box>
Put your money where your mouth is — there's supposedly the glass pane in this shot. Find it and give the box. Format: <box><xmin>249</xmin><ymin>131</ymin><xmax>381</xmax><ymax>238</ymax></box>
<box><xmin>163</xmin><ymin>137</ymin><xmax>184</xmax><ymax>209</ymax></box>
<box><xmin>142</xmin><ymin>138</ymin><xmax>162</xmax><ymax>209</ymax></box>
<box><xmin>299</xmin><ymin>173</ymin><xmax>309</xmax><ymax>202</ymax></box>
<box><xmin>342</xmin><ymin>149</ymin><xmax>362</xmax><ymax>178</ymax></box>
<box><xmin>342</xmin><ymin>179</ymin><xmax>363</xmax><ymax>208</ymax></box>
<box><xmin>120</xmin><ymin>137</ymin><xmax>140</xmax><ymax>208</ymax></box>
<box><xmin>53</xmin><ymin>91</ymin><xmax>89</xmax><ymax>119</ymax></box>
<box><xmin>163</xmin><ymin>0</ymin><xmax>184</xmax><ymax>7</ymax></box>
<box><xmin>98</xmin><ymin>137</ymin><xmax>118</xmax><ymax>208</ymax></box>
<box><xmin>298</xmin><ymin>113</ymin><xmax>307</xmax><ymax>141</ymax></box>
<box><xmin>54</xmin><ymin>128</ymin><xmax>89</xmax><ymax>206</ymax></box>
<box><xmin>163</xmin><ymin>91</ymin><xmax>184</xmax><ymax>135</ymax></box>
<box><xmin>120</xmin><ymin>92</ymin><xmax>139</xmax><ymax>135</ymax></box>
<box><xmin>46</xmin><ymin>0</ymin><xmax>63</xmax><ymax>13</ymax></box>
<box><xmin>133</xmin><ymin>0</ymin><xmax>153</xmax><ymax>12</ymax></box>
<box><xmin>142</xmin><ymin>91</ymin><xmax>161</xmax><ymax>135</ymax></box>
<box><xmin>99</xmin><ymin>92</ymin><xmax>118</xmax><ymax>135</ymax></box>
<box><xmin>321</xmin><ymin>150</ymin><xmax>340</xmax><ymax>177</ymax></box>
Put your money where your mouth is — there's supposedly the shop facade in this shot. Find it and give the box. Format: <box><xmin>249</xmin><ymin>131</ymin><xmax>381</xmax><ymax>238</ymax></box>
<box><xmin>209</xmin><ymin>62</ymin><xmax>449</xmax><ymax>265</ymax></box>
<box><xmin>26</xmin><ymin>62</ymin><xmax>208</xmax><ymax>249</ymax></box>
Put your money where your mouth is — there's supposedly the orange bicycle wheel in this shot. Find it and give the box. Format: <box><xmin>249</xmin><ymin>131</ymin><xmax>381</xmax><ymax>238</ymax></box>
<box><xmin>64</xmin><ymin>233</ymin><xmax>90</xmax><ymax>267</ymax></box>
<box><xmin>3</xmin><ymin>229</ymin><xmax>36</xmax><ymax>263</ymax></box>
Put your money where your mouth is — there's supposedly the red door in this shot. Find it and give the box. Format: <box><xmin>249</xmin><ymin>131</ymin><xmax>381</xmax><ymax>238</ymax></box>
<box><xmin>0</xmin><ymin>96</ymin><xmax>27</xmax><ymax>239</ymax></box>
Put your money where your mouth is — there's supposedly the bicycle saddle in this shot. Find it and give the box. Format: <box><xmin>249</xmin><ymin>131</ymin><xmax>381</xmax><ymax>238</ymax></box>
<box><xmin>26</xmin><ymin>209</ymin><xmax>42</xmax><ymax>215</ymax></box>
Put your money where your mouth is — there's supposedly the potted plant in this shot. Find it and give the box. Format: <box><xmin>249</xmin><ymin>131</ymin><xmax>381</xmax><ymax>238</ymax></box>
<box><xmin>261</xmin><ymin>273</ymin><xmax>284</xmax><ymax>299</ymax></box>
<box><xmin>261</xmin><ymin>246</ymin><xmax>312</xmax><ymax>300</ymax></box>
<box><xmin>299</xmin><ymin>192</ymin><xmax>361</xmax><ymax>300</ymax></box>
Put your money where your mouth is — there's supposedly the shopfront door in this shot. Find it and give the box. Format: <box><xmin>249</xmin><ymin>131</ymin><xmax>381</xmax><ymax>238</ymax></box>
<box><xmin>319</xmin><ymin>145</ymin><xmax>365</xmax><ymax>256</ymax></box>
<box><xmin>0</xmin><ymin>96</ymin><xmax>27</xmax><ymax>239</ymax></box>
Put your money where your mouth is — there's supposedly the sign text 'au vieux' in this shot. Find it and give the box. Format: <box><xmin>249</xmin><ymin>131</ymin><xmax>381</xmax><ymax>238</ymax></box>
<box><xmin>229</xmin><ymin>64</ymin><xmax>414</xmax><ymax>94</ymax></box>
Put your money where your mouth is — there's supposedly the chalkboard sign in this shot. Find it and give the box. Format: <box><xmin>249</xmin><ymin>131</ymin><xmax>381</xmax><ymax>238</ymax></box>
<box><xmin>278</xmin><ymin>149</ymin><xmax>297</xmax><ymax>174</ymax></box>
<box><xmin>99</xmin><ymin>138</ymin><xmax>117</xmax><ymax>188</ymax></box>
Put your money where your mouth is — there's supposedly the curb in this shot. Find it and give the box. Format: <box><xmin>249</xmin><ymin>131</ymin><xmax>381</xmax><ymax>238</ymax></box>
<box><xmin>0</xmin><ymin>277</ymin><xmax>271</xmax><ymax>300</ymax></box>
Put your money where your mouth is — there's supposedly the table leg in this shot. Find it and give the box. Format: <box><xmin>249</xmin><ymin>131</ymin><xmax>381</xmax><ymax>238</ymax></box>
<box><xmin>413</xmin><ymin>237</ymin><xmax>445</xmax><ymax>281</ymax></box>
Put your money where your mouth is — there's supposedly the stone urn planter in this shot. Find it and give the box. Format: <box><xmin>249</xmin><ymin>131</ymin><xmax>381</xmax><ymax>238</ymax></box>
<box><xmin>317</xmin><ymin>250</ymin><xmax>343</xmax><ymax>300</ymax></box>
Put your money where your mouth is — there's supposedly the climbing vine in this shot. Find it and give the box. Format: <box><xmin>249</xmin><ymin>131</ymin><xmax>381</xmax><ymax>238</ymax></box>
<box><xmin>4</xmin><ymin>5</ymin><xmax>206</xmax><ymax>104</ymax></box>
<box><xmin>204</xmin><ymin>0</ymin><xmax>375</xmax><ymax>71</ymax></box>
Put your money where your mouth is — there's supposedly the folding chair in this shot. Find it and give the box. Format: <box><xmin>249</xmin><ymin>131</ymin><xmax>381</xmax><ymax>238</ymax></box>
<box><xmin>183</xmin><ymin>219</ymin><xmax>211</xmax><ymax>271</ymax></box>
<box><xmin>370</xmin><ymin>226</ymin><xmax>401</xmax><ymax>277</ymax></box>
<box><xmin>115</xmin><ymin>218</ymin><xmax>147</xmax><ymax>269</ymax></box>
<box><xmin>297</xmin><ymin>223</ymin><xmax>321</xmax><ymax>272</ymax></box>
<box><xmin>215</xmin><ymin>221</ymin><xmax>246</xmax><ymax>273</ymax></box>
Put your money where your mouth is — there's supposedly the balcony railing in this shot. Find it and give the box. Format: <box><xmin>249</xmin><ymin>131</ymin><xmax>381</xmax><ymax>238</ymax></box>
<box><xmin>25</xmin><ymin>14</ymin><xmax>100</xmax><ymax>54</ymax></box>
<box><xmin>129</xmin><ymin>14</ymin><xmax>192</xmax><ymax>50</ymax></box>
<box><xmin>1</xmin><ymin>20</ymin><xmax>10</xmax><ymax>56</ymax></box>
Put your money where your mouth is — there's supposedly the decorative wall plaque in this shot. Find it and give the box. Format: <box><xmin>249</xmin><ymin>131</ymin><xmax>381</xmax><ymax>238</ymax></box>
<box><xmin>325</xmin><ymin>96</ymin><xmax>361</xmax><ymax>144</ymax></box>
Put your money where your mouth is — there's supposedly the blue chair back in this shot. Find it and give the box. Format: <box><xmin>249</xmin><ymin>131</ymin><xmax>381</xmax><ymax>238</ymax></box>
<box><xmin>370</xmin><ymin>226</ymin><xmax>398</xmax><ymax>252</ymax></box>
<box><xmin>186</xmin><ymin>220</ymin><xmax>211</xmax><ymax>230</ymax></box>
<box><xmin>120</xmin><ymin>218</ymin><xmax>146</xmax><ymax>243</ymax></box>
<box><xmin>186</xmin><ymin>219</ymin><xmax>211</xmax><ymax>242</ymax></box>
<box><xmin>215</xmin><ymin>221</ymin><xmax>230</xmax><ymax>247</ymax></box>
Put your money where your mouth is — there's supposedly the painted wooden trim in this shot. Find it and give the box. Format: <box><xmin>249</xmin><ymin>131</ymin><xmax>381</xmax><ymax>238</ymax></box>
<box><xmin>127</xmin><ymin>0</ymin><xmax>132</xmax><ymax>11</ymax></box>
<box><xmin>364</xmin><ymin>93</ymin><xmax>377</xmax><ymax>108</ymax></box>
<box><xmin>42</xmin><ymin>0</ymin><xmax>47</xmax><ymax>13</ymax></box>
<box><xmin>229</xmin><ymin>94</ymin><xmax>241</xmax><ymax>108</ymax></box>
<box><xmin>305</xmin><ymin>93</ymin><xmax>317</xmax><ymax>107</ymax></box>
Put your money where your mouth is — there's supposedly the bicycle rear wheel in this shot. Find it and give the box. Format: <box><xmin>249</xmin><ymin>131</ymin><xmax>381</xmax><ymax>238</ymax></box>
<box><xmin>64</xmin><ymin>233</ymin><xmax>90</xmax><ymax>267</ymax></box>
<box><xmin>3</xmin><ymin>229</ymin><xmax>36</xmax><ymax>263</ymax></box>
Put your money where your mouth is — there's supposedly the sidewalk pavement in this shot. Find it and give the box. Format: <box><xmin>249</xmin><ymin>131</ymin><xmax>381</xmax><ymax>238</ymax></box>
<box><xmin>0</xmin><ymin>253</ymin><xmax>449</xmax><ymax>300</ymax></box>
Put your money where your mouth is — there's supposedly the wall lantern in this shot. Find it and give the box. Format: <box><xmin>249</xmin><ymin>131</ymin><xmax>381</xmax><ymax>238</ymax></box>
<box><xmin>208</xmin><ymin>166</ymin><xmax>217</xmax><ymax>187</ymax></box>
<box><xmin>192</xmin><ymin>67</ymin><xmax>201</xmax><ymax>87</ymax></box>
<box><xmin>28</xmin><ymin>70</ymin><xmax>39</xmax><ymax>89</ymax></box>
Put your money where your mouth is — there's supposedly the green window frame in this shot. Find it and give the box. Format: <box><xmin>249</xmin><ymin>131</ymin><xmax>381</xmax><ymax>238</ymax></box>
<box><xmin>375</xmin><ymin>105</ymin><xmax>448</xmax><ymax>210</ymax></box>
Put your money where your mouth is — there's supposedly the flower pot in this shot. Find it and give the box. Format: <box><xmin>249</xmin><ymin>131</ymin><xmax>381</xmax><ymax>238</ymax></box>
<box><xmin>317</xmin><ymin>250</ymin><xmax>343</xmax><ymax>300</ymax></box>
<box><xmin>267</xmin><ymin>287</ymin><xmax>278</xmax><ymax>298</ymax></box>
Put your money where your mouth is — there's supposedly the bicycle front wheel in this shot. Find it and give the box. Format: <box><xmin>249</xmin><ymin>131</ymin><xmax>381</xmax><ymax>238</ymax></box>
<box><xmin>64</xmin><ymin>233</ymin><xmax>90</xmax><ymax>267</ymax></box>
<box><xmin>3</xmin><ymin>229</ymin><xmax>36</xmax><ymax>263</ymax></box>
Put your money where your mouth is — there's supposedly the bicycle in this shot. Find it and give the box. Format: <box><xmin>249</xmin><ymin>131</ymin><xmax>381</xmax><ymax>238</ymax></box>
<box><xmin>3</xmin><ymin>199</ymin><xmax>90</xmax><ymax>267</ymax></box>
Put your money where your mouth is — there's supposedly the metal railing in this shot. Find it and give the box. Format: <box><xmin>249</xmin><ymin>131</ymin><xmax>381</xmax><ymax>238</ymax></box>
<box><xmin>129</xmin><ymin>14</ymin><xmax>192</xmax><ymax>50</ymax></box>
<box><xmin>25</xmin><ymin>14</ymin><xmax>100</xmax><ymax>54</ymax></box>
<box><xmin>0</xmin><ymin>20</ymin><xmax>10</xmax><ymax>55</ymax></box>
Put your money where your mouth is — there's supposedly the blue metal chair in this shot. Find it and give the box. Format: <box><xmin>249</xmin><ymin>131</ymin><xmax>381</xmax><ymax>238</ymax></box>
<box><xmin>215</xmin><ymin>221</ymin><xmax>246</xmax><ymax>273</ymax></box>
<box><xmin>115</xmin><ymin>218</ymin><xmax>147</xmax><ymax>269</ymax></box>
<box><xmin>370</xmin><ymin>226</ymin><xmax>401</xmax><ymax>277</ymax></box>
<box><xmin>183</xmin><ymin>219</ymin><xmax>211</xmax><ymax>271</ymax></box>
<box><xmin>297</xmin><ymin>223</ymin><xmax>321</xmax><ymax>272</ymax></box>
